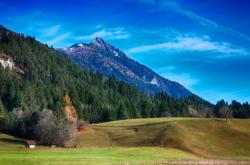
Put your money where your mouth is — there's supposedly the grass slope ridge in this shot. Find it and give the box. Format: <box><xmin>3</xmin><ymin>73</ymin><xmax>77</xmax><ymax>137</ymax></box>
<box><xmin>78</xmin><ymin>118</ymin><xmax>250</xmax><ymax>160</ymax></box>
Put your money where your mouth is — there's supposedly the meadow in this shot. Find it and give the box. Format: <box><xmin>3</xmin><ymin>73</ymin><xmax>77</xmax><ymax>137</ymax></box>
<box><xmin>1</xmin><ymin>118</ymin><xmax>250</xmax><ymax>165</ymax></box>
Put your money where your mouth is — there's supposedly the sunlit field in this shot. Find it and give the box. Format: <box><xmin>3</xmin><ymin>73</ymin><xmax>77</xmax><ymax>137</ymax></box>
<box><xmin>1</xmin><ymin>118</ymin><xmax>250</xmax><ymax>165</ymax></box>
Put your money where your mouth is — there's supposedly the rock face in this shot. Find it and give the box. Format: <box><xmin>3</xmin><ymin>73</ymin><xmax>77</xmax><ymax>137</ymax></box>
<box><xmin>0</xmin><ymin>52</ymin><xmax>24</xmax><ymax>74</ymax></box>
<box><xmin>0</xmin><ymin>53</ymin><xmax>15</xmax><ymax>69</ymax></box>
<box><xmin>59</xmin><ymin>37</ymin><xmax>194</xmax><ymax>98</ymax></box>
<box><xmin>64</xmin><ymin>92</ymin><xmax>78</xmax><ymax>131</ymax></box>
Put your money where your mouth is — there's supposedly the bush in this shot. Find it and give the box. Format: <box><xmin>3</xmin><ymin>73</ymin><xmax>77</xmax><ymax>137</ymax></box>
<box><xmin>34</xmin><ymin>109</ymin><xmax>73</xmax><ymax>146</ymax></box>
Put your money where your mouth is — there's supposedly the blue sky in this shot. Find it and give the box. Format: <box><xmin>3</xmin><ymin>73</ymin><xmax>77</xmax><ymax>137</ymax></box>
<box><xmin>1</xmin><ymin>0</ymin><xmax>250</xmax><ymax>103</ymax></box>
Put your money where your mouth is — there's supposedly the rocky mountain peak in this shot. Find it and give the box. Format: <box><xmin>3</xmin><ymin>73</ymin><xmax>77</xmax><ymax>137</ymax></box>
<box><xmin>69</xmin><ymin>43</ymin><xmax>86</xmax><ymax>49</ymax></box>
<box><xmin>91</xmin><ymin>37</ymin><xmax>110</xmax><ymax>49</ymax></box>
<box><xmin>60</xmin><ymin>38</ymin><xmax>194</xmax><ymax>98</ymax></box>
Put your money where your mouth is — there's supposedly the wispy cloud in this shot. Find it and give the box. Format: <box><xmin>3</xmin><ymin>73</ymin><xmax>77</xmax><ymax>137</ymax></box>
<box><xmin>2</xmin><ymin>11</ymin><xmax>72</xmax><ymax>47</ymax></box>
<box><xmin>3</xmin><ymin>11</ymin><xmax>130</xmax><ymax>47</ymax></box>
<box><xmin>138</xmin><ymin>0</ymin><xmax>250</xmax><ymax>42</ymax></box>
<box><xmin>41</xmin><ymin>25</ymin><xmax>61</xmax><ymax>36</ymax></box>
<box><xmin>33</xmin><ymin>24</ymin><xmax>69</xmax><ymax>46</ymax></box>
<box><xmin>158</xmin><ymin>67</ymin><xmax>199</xmax><ymax>89</ymax></box>
<box><xmin>76</xmin><ymin>28</ymin><xmax>130</xmax><ymax>40</ymax></box>
<box><xmin>46</xmin><ymin>33</ymin><xmax>71</xmax><ymax>45</ymax></box>
<box><xmin>127</xmin><ymin>36</ymin><xmax>248</xmax><ymax>57</ymax></box>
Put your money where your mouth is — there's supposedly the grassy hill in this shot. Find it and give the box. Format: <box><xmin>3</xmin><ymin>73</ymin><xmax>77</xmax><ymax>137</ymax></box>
<box><xmin>0</xmin><ymin>118</ymin><xmax>250</xmax><ymax>165</ymax></box>
<box><xmin>77</xmin><ymin>118</ymin><xmax>250</xmax><ymax>160</ymax></box>
<box><xmin>0</xmin><ymin>133</ymin><xmax>24</xmax><ymax>149</ymax></box>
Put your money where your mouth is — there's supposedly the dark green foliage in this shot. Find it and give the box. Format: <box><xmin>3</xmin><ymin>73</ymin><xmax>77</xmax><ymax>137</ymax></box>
<box><xmin>0</xmin><ymin>100</ymin><xmax>4</xmax><ymax>115</ymax></box>
<box><xmin>215</xmin><ymin>99</ymin><xmax>228</xmax><ymax>118</ymax></box>
<box><xmin>154</xmin><ymin>93</ymin><xmax>189</xmax><ymax>117</ymax></box>
<box><xmin>214</xmin><ymin>100</ymin><xmax>250</xmax><ymax>119</ymax></box>
<box><xmin>230</xmin><ymin>100</ymin><xmax>250</xmax><ymax>118</ymax></box>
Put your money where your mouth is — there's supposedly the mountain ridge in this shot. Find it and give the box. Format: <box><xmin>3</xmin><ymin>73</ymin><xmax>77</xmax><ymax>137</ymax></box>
<box><xmin>59</xmin><ymin>37</ymin><xmax>194</xmax><ymax>98</ymax></box>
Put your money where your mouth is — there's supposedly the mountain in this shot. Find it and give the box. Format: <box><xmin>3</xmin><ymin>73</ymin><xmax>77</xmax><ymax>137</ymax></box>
<box><xmin>0</xmin><ymin>25</ymin><xmax>153</xmax><ymax>123</ymax></box>
<box><xmin>1</xmin><ymin>25</ymin><xmax>207</xmax><ymax>126</ymax></box>
<box><xmin>59</xmin><ymin>37</ymin><xmax>193</xmax><ymax>98</ymax></box>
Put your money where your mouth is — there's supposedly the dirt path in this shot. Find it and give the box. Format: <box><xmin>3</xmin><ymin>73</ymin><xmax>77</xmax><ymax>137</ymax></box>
<box><xmin>164</xmin><ymin>160</ymin><xmax>250</xmax><ymax>165</ymax></box>
<box><xmin>71</xmin><ymin>126</ymin><xmax>93</xmax><ymax>137</ymax></box>
<box><xmin>109</xmin><ymin>160</ymin><xmax>250</xmax><ymax>165</ymax></box>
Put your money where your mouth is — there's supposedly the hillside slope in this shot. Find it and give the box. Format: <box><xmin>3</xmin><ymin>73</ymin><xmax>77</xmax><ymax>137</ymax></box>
<box><xmin>59</xmin><ymin>37</ymin><xmax>194</xmax><ymax>98</ymax></box>
<box><xmin>77</xmin><ymin>118</ymin><xmax>250</xmax><ymax>159</ymax></box>
<box><xmin>0</xmin><ymin>25</ymin><xmax>173</xmax><ymax>124</ymax></box>
<box><xmin>0</xmin><ymin>25</ymin><xmax>213</xmax><ymax>129</ymax></box>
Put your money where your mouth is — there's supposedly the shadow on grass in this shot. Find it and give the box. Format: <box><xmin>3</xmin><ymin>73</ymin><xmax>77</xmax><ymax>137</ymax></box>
<box><xmin>0</xmin><ymin>138</ymin><xmax>23</xmax><ymax>144</ymax></box>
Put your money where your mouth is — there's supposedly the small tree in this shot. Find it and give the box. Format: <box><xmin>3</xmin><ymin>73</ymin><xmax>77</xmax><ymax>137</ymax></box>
<box><xmin>35</xmin><ymin>109</ymin><xmax>73</xmax><ymax>146</ymax></box>
<box><xmin>217</xmin><ymin>106</ymin><xmax>232</xmax><ymax>122</ymax></box>
<box><xmin>53</xmin><ymin>118</ymin><xmax>72</xmax><ymax>146</ymax></box>
<box><xmin>223</xmin><ymin>106</ymin><xmax>232</xmax><ymax>122</ymax></box>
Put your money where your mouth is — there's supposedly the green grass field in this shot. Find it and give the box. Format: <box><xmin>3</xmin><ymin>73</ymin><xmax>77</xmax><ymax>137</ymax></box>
<box><xmin>0</xmin><ymin>147</ymin><xmax>199</xmax><ymax>165</ymax></box>
<box><xmin>1</xmin><ymin>118</ymin><xmax>250</xmax><ymax>165</ymax></box>
<box><xmin>0</xmin><ymin>132</ymin><xmax>198</xmax><ymax>165</ymax></box>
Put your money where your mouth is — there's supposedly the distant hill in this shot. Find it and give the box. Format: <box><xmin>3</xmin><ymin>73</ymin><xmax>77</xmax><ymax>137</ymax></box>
<box><xmin>77</xmin><ymin>118</ymin><xmax>250</xmax><ymax>159</ymax></box>
<box><xmin>58</xmin><ymin>37</ymin><xmax>194</xmax><ymax>98</ymax></box>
